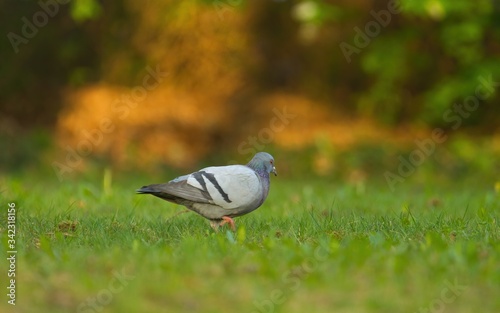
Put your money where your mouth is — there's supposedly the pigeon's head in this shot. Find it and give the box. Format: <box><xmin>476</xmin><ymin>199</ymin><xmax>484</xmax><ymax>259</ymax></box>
<box><xmin>248</xmin><ymin>152</ymin><xmax>277</xmax><ymax>176</ymax></box>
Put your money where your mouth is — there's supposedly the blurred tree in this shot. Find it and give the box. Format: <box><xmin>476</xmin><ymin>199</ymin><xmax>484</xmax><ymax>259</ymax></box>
<box><xmin>284</xmin><ymin>0</ymin><xmax>500</xmax><ymax>128</ymax></box>
<box><xmin>1</xmin><ymin>0</ymin><xmax>101</xmax><ymax>126</ymax></box>
<box><xmin>1</xmin><ymin>0</ymin><xmax>499</xmax><ymax>131</ymax></box>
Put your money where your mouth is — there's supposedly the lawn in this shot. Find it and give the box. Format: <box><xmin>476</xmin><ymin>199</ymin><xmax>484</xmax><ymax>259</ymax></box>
<box><xmin>1</xmin><ymin>172</ymin><xmax>499</xmax><ymax>313</ymax></box>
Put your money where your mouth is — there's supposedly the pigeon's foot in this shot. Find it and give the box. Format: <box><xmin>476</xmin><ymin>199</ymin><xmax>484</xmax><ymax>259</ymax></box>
<box><xmin>220</xmin><ymin>216</ymin><xmax>236</xmax><ymax>231</ymax></box>
<box><xmin>210</xmin><ymin>216</ymin><xmax>236</xmax><ymax>231</ymax></box>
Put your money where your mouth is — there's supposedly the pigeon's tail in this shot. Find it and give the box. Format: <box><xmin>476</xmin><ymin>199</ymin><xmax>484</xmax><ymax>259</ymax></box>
<box><xmin>136</xmin><ymin>184</ymin><xmax>189</xmax><ymax>205</ymax></box>
<box><xmin>136</xmin><ymin>184</ymin><xmax>174</xmax><ymax>200</ymax></box>
<box><xmin>136</xmin><ymin>185</ymin><xmax>158</xmax><ymax>194</ymax></box>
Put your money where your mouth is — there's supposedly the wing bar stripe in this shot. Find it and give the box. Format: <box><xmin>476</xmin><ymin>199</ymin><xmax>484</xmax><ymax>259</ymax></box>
<box><xmin>199</xmin><ymin>171</ymin><xmax>232</xmax><ymax>203</ymax></box>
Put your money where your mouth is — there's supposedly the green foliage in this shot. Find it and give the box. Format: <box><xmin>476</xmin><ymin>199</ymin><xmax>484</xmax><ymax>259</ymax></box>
<box><xmin>353</xmin><ymin>0</ymin><xmax>500</xmax><ymax>125</ymax></box>
<box><xmin>275</xmin><ymin>0</ymin><xmax>500</xmax><ymax>126</ymax></box>
<box><xmin>71</xmin><ymin>0</ymin><xmax>102</xmax><ymax>22</ymax></box>
<box><xmin>0</xmin><ymin>130</ymin><xmax>53</xmax><ymax>173</ymax></box>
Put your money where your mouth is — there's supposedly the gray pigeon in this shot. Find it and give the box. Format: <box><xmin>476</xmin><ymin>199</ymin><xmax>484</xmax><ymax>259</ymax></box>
<box><xmin>137</xmin><ymin>152</ymin><xmax>277</xmax><ymax>230</ymax></box>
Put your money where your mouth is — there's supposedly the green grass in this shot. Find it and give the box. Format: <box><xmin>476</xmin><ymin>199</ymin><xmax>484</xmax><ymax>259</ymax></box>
<box><xmin>1</xmin><ymin>173</ymin><xmax>499</xmax><ymax>313</ymax></box>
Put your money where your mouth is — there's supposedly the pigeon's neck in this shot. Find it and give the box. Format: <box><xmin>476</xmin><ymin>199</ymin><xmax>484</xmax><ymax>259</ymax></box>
<box><xmin>255</xmin><ymin>169</ymin><xmax>271</xmax><ymax>202</ymax></box>
<box><xmin>247</xmin><ymin>159</ymin><xmax>260</xmax><ymax>171</ymax></box>
<box><xmin>248</xmin><ymin>163</ymin><xmax>269</xmax><ymax>179</ymax></box>
<box><xmin>255</xmin><ymin>168</ymin><xmax>270</xmax><ymax>180</ymax></box>
<box><xmin>247</xmin><ymin>161</ymin><xmax>271</xmax><ymax>197</ymax></box>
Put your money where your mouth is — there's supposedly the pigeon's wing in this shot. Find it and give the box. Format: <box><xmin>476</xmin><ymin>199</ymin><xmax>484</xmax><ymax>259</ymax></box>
<box><xmin>186</xmin><ymin>165</ymin><xmax>261</xmax><ymax>209</ymax></box>
<box><xmin>137</xmin><ymin>174</ymin><xmax>215</xmax><ymax>204</ymax></box>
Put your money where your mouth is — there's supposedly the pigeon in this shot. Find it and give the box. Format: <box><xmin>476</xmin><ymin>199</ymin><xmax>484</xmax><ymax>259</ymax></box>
<box><xmin>137</xmin><ymin>152</ymin><xmax>277</xmax><ymax>230</ymax></box>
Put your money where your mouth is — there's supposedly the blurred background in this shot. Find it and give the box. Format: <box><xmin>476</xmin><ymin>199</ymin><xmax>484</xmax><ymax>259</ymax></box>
<box><xmin>1</xmin><ymin>0</ymin><xmax>499</xmax><ymax>184</ymax></box>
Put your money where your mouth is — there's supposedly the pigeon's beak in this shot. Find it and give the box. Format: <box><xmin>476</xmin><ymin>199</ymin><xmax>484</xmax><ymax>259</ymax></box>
<box><xmin>272</xmin><ymin>167</ymin><xmax>277</xmax><ymax>176</ymax></box>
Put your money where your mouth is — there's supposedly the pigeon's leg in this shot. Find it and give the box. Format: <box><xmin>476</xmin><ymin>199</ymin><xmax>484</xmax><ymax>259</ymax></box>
<box><xmin>219</xmin><ymin>216</ymin><xmax>236</xmax><ymax>231</ymax></box>
<box><xmin>210</xmin><ymin>220</ymin><xmax>221</xmax><ymax>231</ymax></box>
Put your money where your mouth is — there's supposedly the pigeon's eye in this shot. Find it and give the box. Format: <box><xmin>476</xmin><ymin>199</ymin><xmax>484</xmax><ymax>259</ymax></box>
<box><xmin>270</xmin><ymin>160</ymin><xmax>274</xmax><ymax>164</ymax></box>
